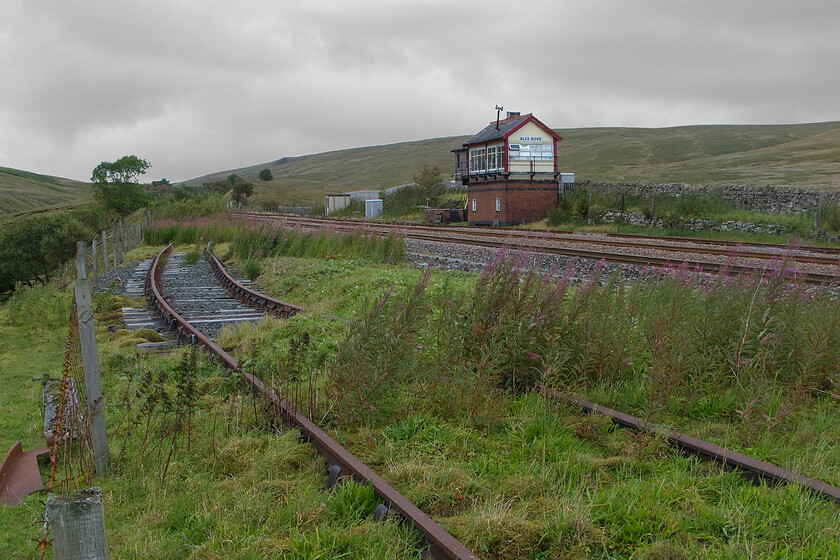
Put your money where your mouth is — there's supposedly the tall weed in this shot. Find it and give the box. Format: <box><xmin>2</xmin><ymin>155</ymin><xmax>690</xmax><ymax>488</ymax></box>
<box><xmin>326</xmin><ymin>270</ymin><xmax>431</xmax><ymax>424</ymax></box>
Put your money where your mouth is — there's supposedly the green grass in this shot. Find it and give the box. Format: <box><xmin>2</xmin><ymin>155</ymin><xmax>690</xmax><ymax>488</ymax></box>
<box><xmin>5</xmin><ymin>226</ymin><xmax>840</xmax><ymax>558</ymax></box>
<box><xmin>212</xmin><ymin>249</ymin><xmax>840</xmax><ymax>558</ymax></box>
<box><xmin>555</xmin><ymin>122</ymin><xmax>840</xmax><ymax>187</ymax></box>
<box><xmin>0</xmin><ymin>166</ymin><xmax>90</xmax><ymax>216</ymax></box>
<box><xmin>0</xmin><ymin>261</ymin><xmax>426</xmax><ymax>559</ymax></box>
<box><xmin>341</xmin><ymin>396</ymin><xmax>840</xmax><ymax>559</ymax></box>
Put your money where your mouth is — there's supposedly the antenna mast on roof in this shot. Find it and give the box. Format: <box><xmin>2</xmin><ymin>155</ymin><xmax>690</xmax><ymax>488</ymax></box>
<box><xmin>495</xmin><ymin>105</ymin><xmax>504</xmax><ymax>130</ymax></box>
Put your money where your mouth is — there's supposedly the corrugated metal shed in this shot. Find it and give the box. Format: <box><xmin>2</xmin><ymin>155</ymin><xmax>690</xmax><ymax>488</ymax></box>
<box><xmin>365</xmin><ymin>199</ymin><xmax>383</xmax><ymax>219</ymax></box>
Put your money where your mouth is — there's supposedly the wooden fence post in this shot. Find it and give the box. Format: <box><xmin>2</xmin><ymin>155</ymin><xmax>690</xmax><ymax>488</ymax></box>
<box><xmin>101</xmin><ymin>231</ymin><xmax>108</xmax><ymax>276</ymax></box>
<box><xmin>111</xmin><ymin>229</ymin><xmax>117</xmax><ymax>271</ymax></box>
<box><xmin>91</xmin><ymin>239</ymin><xmax>98</xmax><ymax>284</ymax></box>
<box><xmin>117</xmin><ymin>221</ymin><xmax>123</xmax><ymax>263</ymax></box>
<box><xmin>47</xmin><ymin>487</ymin><xmax>109</xmax><ymax>559</ymax></box>
<box><xmin>75</xmin><ymin>242</ymin><xmax>109</xmax><ymax>475</ymax></box>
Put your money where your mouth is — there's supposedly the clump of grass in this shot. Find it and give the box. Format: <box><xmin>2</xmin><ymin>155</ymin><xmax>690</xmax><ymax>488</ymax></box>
<box><xmin>145</xmin><ymin>214</ymin><xmax>405</xmax><ymax>267</ymax></box>
<box><xmin>183</xmin><ymin>246</ymin><xmax>201</xmax><ymax>265</ymax></box>
<box><xmin>152</xmin><ymin>191</ymin><xmax>228</xmax><ymax>220</ymax></box>
<box><xmin>242</xmin><ymin>255</ymin><xmax>262</xmax><ymax>280</ymax></box>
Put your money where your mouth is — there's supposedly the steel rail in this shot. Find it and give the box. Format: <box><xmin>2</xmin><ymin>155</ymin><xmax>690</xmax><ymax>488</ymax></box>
<box><xmin>565</xmin><ymin>394</ymin><xmax>840</xmax><ymax>504</ymax></box>
<box><xmin>402</xmin><ymin>233</ymin><xmax>838</xmax><ymax>285</ymax></box>
<box><xmin>240</xmin><ymin>212</ymin><xmax>840</xmax><ymax>260</ymax></box>
<box><xmin>145</xmin><ymin>244</ymin><xmax>478</xmax><ymax>560</ymax></box>
<box><xmin>204</xmin><ymin>247</ymin><xmax>304</xmax><ymax>318</ymax></box>
<box><xmin>237</xmin><ymin>213</ymin><xmax>839</xmax><ymax>283</ymax></box>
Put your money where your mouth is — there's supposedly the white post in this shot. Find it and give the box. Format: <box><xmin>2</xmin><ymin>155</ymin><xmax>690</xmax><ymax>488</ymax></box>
<box><xmin>75</xmin><ymin>242</ymin><xmax>109</xmax><ymax>475</ymax></box>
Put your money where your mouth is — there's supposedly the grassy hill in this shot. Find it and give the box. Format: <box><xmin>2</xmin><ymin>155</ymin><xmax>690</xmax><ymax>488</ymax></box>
<box><xmin>184</xmin><ymin>121</ymin><xmax>840</xmax><ymax>207</ymax></box>
<box><xmin>0</xmin><ymin>166</ymin><xmax>90</xmax><ymax>216</ymax></box>
<box><xmin>184</xmin><ymin>137</ymin><xmax>469</xmax><ymax>207</ymax></box>
<box><xmin>555</xmin><ymin>122</ymin><xmax>840</xmax><ymax>187</ymax></box>
<box><xmin>6</xmin><ymin>121</ymin><xmax>840</xmax><ymax>213</ymax></box>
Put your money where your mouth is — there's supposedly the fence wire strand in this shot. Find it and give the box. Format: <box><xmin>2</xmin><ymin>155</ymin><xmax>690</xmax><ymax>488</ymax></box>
<box><xmin>37</xmin><ymin>296</ymin><xmax>95</xmax><ymax>559</ymax></box>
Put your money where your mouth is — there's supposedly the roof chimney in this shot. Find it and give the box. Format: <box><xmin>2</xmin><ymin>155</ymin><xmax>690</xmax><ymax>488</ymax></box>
<box><xmin>506</xmin><ymin>111</ymin><xmax>520</xmax><ymax>119</ymax></box>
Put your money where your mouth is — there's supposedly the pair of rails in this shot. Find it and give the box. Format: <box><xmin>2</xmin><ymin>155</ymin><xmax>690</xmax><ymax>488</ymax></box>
<box><xmin>145</xmin><ymin>243</ymin><xmax>839</xmax><ymax>560</ymax></box>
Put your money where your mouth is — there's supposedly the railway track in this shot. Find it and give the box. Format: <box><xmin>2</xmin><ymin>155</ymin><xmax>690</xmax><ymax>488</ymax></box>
<box><xmin>237</xmin><ymin>213</ymin><xmax>840</xmax><ymax>285</ymax></box>
<box><xmin>130</xmin><ymin>241</ymin><xmax>840</xmax><ymax>559</ymax></box>
<box><xmin>143</xmin><ymin>244</ymin><xmax>478</xmax><ymax>560</ymax></box>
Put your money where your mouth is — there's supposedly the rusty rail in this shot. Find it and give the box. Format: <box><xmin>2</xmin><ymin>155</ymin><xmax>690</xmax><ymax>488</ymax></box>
<box><xmin>204</xmin><ymin>247</ymin><xmax>303</xmax><ymax>319</ymax></box>
<box><xmin>145</xmin><ymin>244</ymin><xmax>478</xmax><ymax>560</ymax></box>
<box><xmin>566</xmin><ymin>395</ymin><xmax>840</xmax><ymax>504</ymax></box>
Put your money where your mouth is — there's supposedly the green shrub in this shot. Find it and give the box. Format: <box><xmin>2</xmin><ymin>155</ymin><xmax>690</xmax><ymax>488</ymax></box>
<box><xmin>547</xmin><ymin>189</ymin><xmax>589</xmax><ymax>226</ymax></box>
<box><xmin>819</xmin><ymin>200</ymin><xmax>840</xmax><ymax>233</ymax></box>
<box><xmin>0</xmin><ymin>211</ymin><xmax>97</xmax><ymax>294</ymax></box>
<box><xmin>243</xmin><ymin>258</ymin><xmax>262</xmax><ymax>280</ymax></box>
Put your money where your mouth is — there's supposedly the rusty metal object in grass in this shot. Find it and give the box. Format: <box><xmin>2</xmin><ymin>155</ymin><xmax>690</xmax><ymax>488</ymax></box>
<box><xmin>0</xmin><ymin>442</ymin><xmax>49</xmax><ymax>506</ymax></box>
<box><xmin>146</xmin><ymin>245</ymin><xmax>479</xmax><ymax>560</ymax></box>
<box><xmin>566</xmin><ymin>394</ymin><xmax>840</xmax><ymax>504</ymax></box>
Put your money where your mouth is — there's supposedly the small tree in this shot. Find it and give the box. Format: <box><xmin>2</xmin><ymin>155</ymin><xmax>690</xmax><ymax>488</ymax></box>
<box><xmin>258</xmin><ymin>168</ymin><xmax>273</xmax><ymax>182</ymax></box>
<box><xmin>412</xmin><ymin>163</ymin><xmax>442</xmax><ymax>189</ymax></box>
<box><xmin>91</xmin><ymin>155</ymin><xmax>153</xmax><ymax>215</ymax></box>
<box><xmin>231</xmin><ymin>182</ymin><xmax>254</xmax><ymax>204</ymax></box>
<box><xmin>0</xmin><ymin>212</ymin><xmax>95</xmax><ymax>293</ymax></box>
<box><xmin>208</xmin><ymin>180</ymin><xmax>231</xmax><ymax>194</ymax></box>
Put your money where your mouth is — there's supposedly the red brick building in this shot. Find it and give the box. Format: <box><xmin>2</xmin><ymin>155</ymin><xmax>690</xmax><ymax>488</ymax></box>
<box><xmin>453</xmin><ymin>112</ymin><xmax>563</xmax><ymax>226</ymax></box>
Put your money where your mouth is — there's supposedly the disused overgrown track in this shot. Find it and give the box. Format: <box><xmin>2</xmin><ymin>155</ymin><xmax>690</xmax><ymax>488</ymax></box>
<box><xmin>144</xmin><ymin>244</ymin><xmax>478</xmax><ymax>560</ymax></box>
<box><xmin>565</xmin><ymin>395</ymin><xmax>840</xmax><ymax>504</ymax></box>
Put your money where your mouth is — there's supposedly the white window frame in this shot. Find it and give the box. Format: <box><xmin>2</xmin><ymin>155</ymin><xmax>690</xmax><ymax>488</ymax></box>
<box><xmin>471</xmin><ymin>199</ymin><xmax>476</xmax><ymax>212</ymax></box>
<box><xmin>469</xmin><ymin>148</ymin><xmax>486</xmax><ymax>173</ymax></box>
<box><xmin>509</xmin><ymin>143</ymin><xmax>554</xmax><ymax>161</ymax></box>
<box><xmin>487</xmin><ymin>145</ymin><xmax>504</xmax><ymax>172</ymax></box>
<box><xmin>495</xmin><ymin>198</ymin><xmax>501</xmax><ymax>212</ymax></box>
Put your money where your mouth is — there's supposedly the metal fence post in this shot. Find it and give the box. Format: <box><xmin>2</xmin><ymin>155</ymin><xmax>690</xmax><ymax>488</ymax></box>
<box><xmin>75</xmin><ymin>242</ymin><xmax>109</xmax><ymax>475</ymax></box>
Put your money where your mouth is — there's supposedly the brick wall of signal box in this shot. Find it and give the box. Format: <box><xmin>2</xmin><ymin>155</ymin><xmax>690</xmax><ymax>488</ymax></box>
<box><xmin>467</xmin><ymin>180</ymin><xmax>559</xmax><ymax>226</ymax></box>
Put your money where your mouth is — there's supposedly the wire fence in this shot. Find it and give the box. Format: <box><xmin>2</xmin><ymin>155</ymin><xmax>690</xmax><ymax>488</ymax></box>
<box><xmin>36</xmin><ymin>297</ymin><xmax>95</xmax><ymax>558</ymax></box>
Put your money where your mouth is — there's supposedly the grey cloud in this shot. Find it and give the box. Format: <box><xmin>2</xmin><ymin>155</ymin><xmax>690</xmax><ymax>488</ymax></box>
<box><xmin>0</xmin><ymin>0</ymin><xmax>837</xmax><ymax>182</ymax></box>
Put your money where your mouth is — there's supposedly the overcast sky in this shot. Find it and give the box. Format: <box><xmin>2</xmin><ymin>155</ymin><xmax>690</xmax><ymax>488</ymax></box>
<box><xmin>1</xmin><ymin>0</ymin><xmax>838</xmax><ymax>183</ymax></box>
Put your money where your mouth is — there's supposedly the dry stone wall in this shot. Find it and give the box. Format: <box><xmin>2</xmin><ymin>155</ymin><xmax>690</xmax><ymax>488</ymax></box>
<box><xmin>578</xmin><ymin>180</ymin><xmax>840</xmax><ymax>215</ymax></box>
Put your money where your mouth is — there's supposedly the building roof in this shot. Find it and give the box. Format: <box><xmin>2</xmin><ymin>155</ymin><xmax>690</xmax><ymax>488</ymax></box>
<box><xmin>452</xmin><ymin>113</ymin><xmax>562</xmax><ymax>152</ymax></box>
